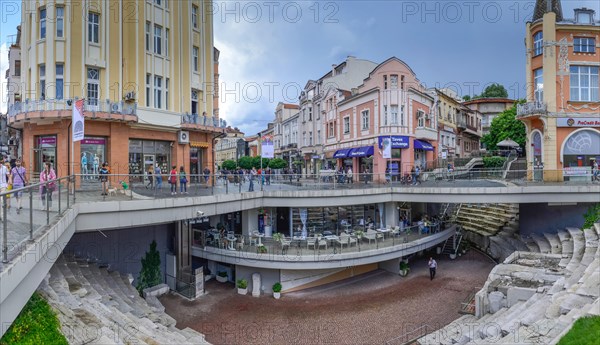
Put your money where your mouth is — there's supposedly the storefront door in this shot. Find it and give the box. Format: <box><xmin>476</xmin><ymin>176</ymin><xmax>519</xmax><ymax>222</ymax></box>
<box><xmin>144</xmin><ymin>155</ymin><xmax>155</xmax><ymax>174</ymax></box>
<box><xmin>34</xmin><ymin>136</ymin><xmax>57</xmax><ymax>176</ymax></box>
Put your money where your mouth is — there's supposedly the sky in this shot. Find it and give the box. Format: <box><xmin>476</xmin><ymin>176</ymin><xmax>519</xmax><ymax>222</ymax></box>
<box><xmin>1</xmin><ymin>1</ymin><xmax>599</xmax><ymax>135</ymax></box>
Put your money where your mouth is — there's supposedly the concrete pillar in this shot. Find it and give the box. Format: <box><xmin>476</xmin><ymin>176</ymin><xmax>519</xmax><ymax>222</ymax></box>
<box><xmin>385</xmin><ymin>202</ymin><xmax>399</xmax><ymax>228</ymax></box>
<box><xmin>378</xmin><ymin>258</ymin><xmax>400</xmax><ymax>275</ymax></box>
<box><xmin>175</xmin><ymin>220</ymin><xmax>191</xmax><ymax>271</ymax></box>
<box><xmin>241</xmin><ymin>208</ymin><xmax>259</xmax><ymax>236</ymax></box>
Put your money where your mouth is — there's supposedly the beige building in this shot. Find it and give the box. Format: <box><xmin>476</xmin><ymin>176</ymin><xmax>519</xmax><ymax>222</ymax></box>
<box><xmin>214</xmin><ymin>127</ymin><xmax>245</xmax><ymax>168</ymax></box>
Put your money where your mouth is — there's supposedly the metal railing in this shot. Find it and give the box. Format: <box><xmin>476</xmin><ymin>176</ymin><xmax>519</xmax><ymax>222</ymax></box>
<box><xmin>8</xmin><ymin>98</ymin><xmax>138</xmax><ymax>118</ymax></box>
<box><xmin>181</xmin><ymin>113</ymin><xmax>227</xmax><ymax>128</ymax></box>
<box><xmin>517</xmin><ymin>101</ymin><xmax>547</xmax><ymax>117</ymax></box>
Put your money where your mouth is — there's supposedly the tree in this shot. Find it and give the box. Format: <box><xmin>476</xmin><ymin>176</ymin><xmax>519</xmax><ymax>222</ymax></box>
<box><xmin>252</xmin><ymin>156</ymin><xmax>270</xmax><ymax>169</ymax></box>
<box><xmin>221</xmin><ymin>160</ymin><xmax>237</xmax><ymax>171</ymax></box>
<box><xmin>137</xmin><ymin>240</ymin><xmax>161</xmax><ymax>295</ymax></box>
<box><xmin>238</xmin><ymin>156</ymin><xmax>254</xmax><ymax>170</ymax></box>
<box><xmin>479</xmin><ymin>83</ymin><xmax>508</xmax><ymax>98</ymax></box>
<box><xmin>462</xmin><ymin>95</ymin><xmax>471</xmax><ymax>101</ymax></box>
<box><xmin>269</xmin><ymin>158</ymin><xmax>288</xmax><ymax>169</ymax></box>
<box><xmin>481</xmin><ymin>103</ymin><xmax>526</xmax><ymax>151</ymax></box>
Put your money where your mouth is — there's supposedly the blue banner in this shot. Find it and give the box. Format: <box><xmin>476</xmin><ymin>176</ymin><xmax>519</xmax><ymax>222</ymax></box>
<box><xmin>378</xmin><ymin>136</ymin><xmax>409</xmax><ymax>149</ymax></box>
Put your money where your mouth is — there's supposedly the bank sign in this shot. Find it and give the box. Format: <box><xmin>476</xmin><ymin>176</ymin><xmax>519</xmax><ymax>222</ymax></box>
<box><xmin>378</xmin><ymin>136</ymin><xmax>410</xmax><ymax>149</ymax></box>
<box><xmin>557</xmin><ymin>118</ymin><xmax>600</xmax><ymax>127</ymax></box>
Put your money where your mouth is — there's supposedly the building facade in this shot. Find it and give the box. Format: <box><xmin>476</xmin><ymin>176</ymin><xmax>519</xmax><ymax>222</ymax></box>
<box><xmin>7</xmin><ymin>0</ymin><xmax>224</xmax><ymax>179</ymax></box>
<box><xmin>214</xmin><ymin>127</ymin><xmax>245</xmax><ymax>168</ymax></box>
<box><xmin>463</xmin><ymin>98</ymin><xmax>515</xmax><ymax>138</ymax></box>
<box><xmin>518</xmin><ymin>0</ymin><xmax>600</xmax><ymax>181</ymax></box>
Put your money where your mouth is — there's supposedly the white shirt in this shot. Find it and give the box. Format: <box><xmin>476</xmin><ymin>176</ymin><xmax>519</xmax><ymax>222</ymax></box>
<box><xmin>429</xmin><ymin>259</ymin><xmax>437</xmax><ymax>269</ymax></box>
<box><xmin>0</xmin><ymin>165</ymin><xmax>8</xmax><ymax>189</ymax></box>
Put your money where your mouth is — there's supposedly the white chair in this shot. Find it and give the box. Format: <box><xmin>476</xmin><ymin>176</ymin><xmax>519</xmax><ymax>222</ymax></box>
<box><xmin>317</xmin><ymin>238</ymin><xmax>328</xmax><ymax>250</ymax></box>
<box><xmin>280</xmin><ymin>236</ymin><xmax>291</xmax><ymax>250</ymax></box>
<box><xmin>307</xmin><ymin>237</ymin><xmax>317</xmax><ymax>250</ymax></box>
<box><xmin>236</xmin><ymin>236</ymin><xmax>245</xmax><ymax>250</ymax></box>
<box><xmin>249</xmin><ymin>231</ymin><xmax>259</xmax><ymax>246</ymax></box>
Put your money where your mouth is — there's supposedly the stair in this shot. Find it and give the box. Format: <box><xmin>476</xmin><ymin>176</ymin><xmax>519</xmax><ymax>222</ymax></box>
<box><xmin>505</xmin><ymin>158</ymin><xmax>527</xmax><ymax>180</ymax></box>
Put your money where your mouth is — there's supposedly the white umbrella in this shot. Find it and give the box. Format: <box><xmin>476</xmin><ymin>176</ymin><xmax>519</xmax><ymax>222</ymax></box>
<box><xmin>496</xmin><ymin>138</ymin><xmax>520</xmax><ymax>148</ymax></box>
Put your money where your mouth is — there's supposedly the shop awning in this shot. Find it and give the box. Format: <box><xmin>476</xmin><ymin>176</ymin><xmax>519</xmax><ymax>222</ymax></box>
<box><xmin>333</xmin><ymin>148</ymin><xmax>353</xmax><ymax>158</ymax></box>
<box><xmin>414</xmin><ymin>140</ymin><xmax>434</xmax><ymax>151</ymax></box>
<box><xmin>348</xmin><ymin>146</ymin><xmax>374</xmax><ymax>157</ymax></box>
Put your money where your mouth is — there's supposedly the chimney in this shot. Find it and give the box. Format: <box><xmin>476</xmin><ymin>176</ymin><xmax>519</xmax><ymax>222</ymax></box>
<box><xmin>351</xmin><ymin>88</ymin><xmax>358</xmax><ymax>96</ymax></box>
<box><xmin>332</xmin><ymin>64</ymin><xmax>337</xmax><ymax>76</ymax></box>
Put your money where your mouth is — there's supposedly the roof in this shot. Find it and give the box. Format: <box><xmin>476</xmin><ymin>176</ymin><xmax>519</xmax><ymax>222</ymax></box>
<box><xmin>282</xmin><ymin>103</ymin><xmax>299</xmax><ymax>109</ymax></box>
<box><xmin>532</xmin><ymin>0</ymin><xmax>563</xmax><ymax>22</ymax></box>
<box><xmin>462</xmin><ymin>98</ymin><xmax>516</xmax><ymax>105</ymax></box>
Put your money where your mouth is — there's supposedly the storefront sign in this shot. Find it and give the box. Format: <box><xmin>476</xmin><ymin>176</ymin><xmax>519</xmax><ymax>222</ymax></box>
<box><xmin>563</xmin><ymin>166</ymin><xmax>590</xmax><ymax>176</ymax></box>
<box><xmin>38</xmin><ymin>137</ymin><xmax>56</xmax><ymax>145</ymax></box>
<box><xmin>557</xmin><ymin>118</ymin><xmax>600</xmax><ymax>127</ymax></box>
<box><xmin>81</xmin><ymin>138</ymin><xmax>106</xmax><ymax>145</ymax></box>
<box><xmin>262</xmin><ymin>136</ymin><xmax>274</xmax><ymax>158</ymax></box>
<box><xmin>378</xmin><ymin>136</ymin><xmax>409</xmax><ymax>149</ymax></box>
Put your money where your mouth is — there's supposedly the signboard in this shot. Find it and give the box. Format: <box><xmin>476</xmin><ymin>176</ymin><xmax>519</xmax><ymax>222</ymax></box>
<box><xmin>261</xmin><ymin>136</ymin><xmax>274</xmax><ymax>158</ymax></box>
<box><xmin>441</xmin><ymin>151</ymin><xmax>447</xmax><ymax>159</ymax></box>
<box><xmin>38</xmin><ymin>136</ymin><xmax>57</xmax><ymax>146</ymax></box>
<box><xmin>563</xmin><ymin>166</ymin><xmax>590</xmax><ymax>176</ymax></box>
<box><xmin>72</xmin><ymin>99</ymin><xmax>85</xmax><ymax>142</ymax></box>
<box><xmin>378</xmin><ymin>136</ymin><xmax>409</xmax><ymax>149</ymax></box>
<box><xmin>557</xmin><ymin>118</ymin><xmax>600</xmax><ymax>127</ymax></box>
<box><xmin>381</xmin><ymin>137</ymin><xmax>392</xmax><ymax>159</ymax></box>
<box><xmin>81</xmin><ymin>138</ymin><xmax>106</xmax><ymax>145</ymax></box>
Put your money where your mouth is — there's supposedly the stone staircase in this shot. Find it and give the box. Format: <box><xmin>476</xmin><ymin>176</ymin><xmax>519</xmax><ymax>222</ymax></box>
<box><xmin>37</xmin><ymin>255</ymin><xmax>209</xmax><ymax>345</ymax></box>
<box><xmin>418</xmin><ymin>223</ymin><xmax>600</xmax><ymax>345</ymax></box>
<box><xmin>505</xmin><ymin>157</ymin><xmax>527</xmax><ymax>180</ymax></box>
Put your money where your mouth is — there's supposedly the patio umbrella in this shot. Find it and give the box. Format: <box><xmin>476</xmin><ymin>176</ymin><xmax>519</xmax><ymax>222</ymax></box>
<box><xmin>496</xmin><ymin>138</ymin><xmax>520</xmax><ymax>148</ymax></box>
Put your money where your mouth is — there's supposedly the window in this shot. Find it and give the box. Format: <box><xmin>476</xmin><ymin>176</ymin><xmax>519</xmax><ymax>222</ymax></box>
<box><xmin>56</xmin><ymin>7</ymin><xmax>64</xmax><ymax>38</ymax></box>
<box><xmin>391</xmin><ymin>105</ymin><xmax>398</xmax><ymax>125</ymax></box>
<box><xmin>193</xmin><ymin>46</ymin><xmax>199</xmax><ymax>72</ymax></box>
<box><xmin>533</xmin><ymin>31</ymin><xmax>543</xmax><ymax>56</ymax></box>
<box><xmin>303</xmin><ymin>133</ymin><xmax>307</xmax><ymax>146</ymax></box>
<box><xmin>417</xmin><ymin>110</ymin><xmax>425</xmax><ymax>127</ymax></box>
<box><xmin>146</xmin><ymin>74</ymin><xmax>151</xmax><ymax>107</ymax></box>
<box><xmin>390</xmin><ymin>75</ymin><xmax>398</xmax><ymax>89</ymax></box>
<box><xmin>191</xmin><ymin>90</ymin><xmax>198</xmax><ymax>114</ymax></box>
<box><xmin>87</xmin><ymin>68</ymin><xmax>99</xmax><ymax>106</ymax></box>
<box><xmin>154</xmin><ymin>0</ymin><xmax>161</xmax><ymax>5</ymax></box>
<box><xmin>308</xmin><ymin>107</ymin><xmax>312</xmax><ymax>121</ymax></box>
<box><xmin>39</xmin><ymin>65</ymin><xmax>46</xmax><ymax>99</ymax></box>
<box><xmin>361</xmin><ymin>110</ymin><xmax>369</xmax><ymax>130</ymax></box>
<box><xmin>14</xmin><ymin>60</ymin><xmax>21</xmax><ymax>77</ymax></box>
<box><xmin>534</xmin><ymin>68</ymin><xmax>543</xmax><ymax>103</ymax></box>
<box><xmin>309</xmin><ymin>132</ymin><xmax>313</xmax><ymax>146</ymax></box>
<box><xmin>328</xmin><ymin>122</ymin><xmax>334</xmax><ymax>137</ymax></box>
<box><xmin>192</xmin><ymin>5</ymin><xmax>198</xmax><ymax>29</ymax></box>
<box><xmin>145</xmin><ymin>22</ymin><xmax>151</xmax><ymax>51</ymax></box>
<box><xmin>383</xmin><ymin>75</ymin><xmax>388</xmax><ymax>90</ymax></box>
<box><xmin>88</xmin><ymin>13</ymin><xmax>99</xmax><ymax>43</ymax></box>
<box><xmin>55</xmin><ymin>64</ymin><xmax>64</xmax><ymax>100</ymax></box>
<box><xmin>154</xmin><ymin>25</ymin><xmax>162</xmax><ymax>54</ymax></box>
<box><xmin>576</xmin><ymin>11</ymin><xmax>592</xmax><ymax>24</ymax></box>
<box><xmin>343</xmin><ymin>117</ymin><xmax>350</xmax><ymax>134</ymax></box>
<box><xmin>165</xmin><ymin>29</ymin><xmax>169</xmax><ymax>57</ymax></box>
<box><xmin>574</xmin><ymin>37</ymin><xmax>595</xmax><ymax>53</ymax></box>
<box><xmin>154</xmin><ymin>76</ymin><xmax>163</xmax><ymax>109</ymax></box>
<box><xmin>317</xmin><ymin>130</ymin><xmax>321</xmax><ymax>145</ymax></box>
<box><xmin>400</xmin><ymin>105</ymin><xmax>405</xmax><ymax>126</ymax></box>
<box><xmin>570</xmin><ymin>66</ymin><xmax>599</xmax><ymax>102</ymax></box>
<box><xmin>165</xmin><ymin>78</ymin><xmax>169</xmax><ymax>110</ymax></box>
<box><xmin>383</xmin><ymin>105</ymin><xmax>388</xmax><ymax>126</ymax></box>
<box><xmin>40</xmin><ymin>8</ymin><xmax>46</xmax><ymax>39</ymax></box>
<box><xmin>400</xmin><ymin>75</ymin><xmax>405</xmax><ymax>90</ymax></box>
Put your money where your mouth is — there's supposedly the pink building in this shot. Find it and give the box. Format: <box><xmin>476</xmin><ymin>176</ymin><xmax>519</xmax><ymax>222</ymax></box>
<box><xmin>324</xmin><ymin>57</ymin><xmax>437</xmax><ymax>182</ymax></box>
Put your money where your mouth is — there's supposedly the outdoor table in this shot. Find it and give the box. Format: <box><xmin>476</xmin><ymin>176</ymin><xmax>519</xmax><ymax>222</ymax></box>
<box><xmin>256</xmin><ymin>233</ymin><xmax>265</xmax><ymax>245</ymax></box>
<box><xmin>377</xmin><ymin>228</ymin><xmax>391</xmax><ymax>239</ymax></box>
<box><xmin>226</xmin><ymin>236</ymin><xmax>237</xmax><ymax>250</ymax></box>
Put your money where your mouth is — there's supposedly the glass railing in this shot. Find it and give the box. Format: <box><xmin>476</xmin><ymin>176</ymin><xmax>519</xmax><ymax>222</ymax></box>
<box><xmin>7</xmin><ymin>98</ymin><xmax>138</xmax><ymax>118</ymax></box>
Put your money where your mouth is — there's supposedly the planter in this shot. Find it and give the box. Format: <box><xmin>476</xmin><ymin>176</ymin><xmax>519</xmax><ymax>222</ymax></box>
<box><xmin>399</xmin><ymin>269</ymin><xmax>409</xmax><ymax>277</ymax></box>
<box><xmin>216</xmin><ymin>275</ymin><xmax>228</xmax><ymax>283</ymax></box>
<box><xmin>237</xmin><ymin>288</ymin><xmax>248</xmax><ymax>295</ymax></box>
<box><xmin>449</xmin><ymin>253</ymin><xmax>457</xmax><ymax>260</ymax></box>
<box><xmin>273</xmin><ymin>292</ymin><xmax>281</xmax><ymax>299</ymax></box>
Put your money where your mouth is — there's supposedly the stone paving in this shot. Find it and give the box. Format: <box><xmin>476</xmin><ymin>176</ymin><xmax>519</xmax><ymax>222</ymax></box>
<box><xmin>159</xmin><ymin>250</ymin><xmax>495</xmax><ymax>345</ymax></box>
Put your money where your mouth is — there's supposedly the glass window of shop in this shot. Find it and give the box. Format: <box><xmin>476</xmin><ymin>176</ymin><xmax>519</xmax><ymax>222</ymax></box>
<box><xmin>359</xmin><ymin>156</ymin><xmax>373</xmax><ymax>181</ymax></box>
<box><xmin>34</xmin><ymin>135</ymin><xmax>57</xmax><ymax>176</ymax></box>
<box><xmin>190</xmin><ymin>147</ymin><xmax>206</xmax><ymax>182</ymax></box>
<box><xmin>80</xmin><ymin>137</ymin><xmax>106</xmax><ymax>178</ymax></box>
<box><xmin>291</xmin><ymin>204</ymin><xmax>384</xmax><ymax>236</ymax></box>
<box><xmin>562</xmin><ymin>130</ymin><xmax>600</xmax><ymax>179</ymax></box>
<box><xmin>128</xmin><ymin>139</ymin><xmax>171</xmax><ymax>176</ymax></box>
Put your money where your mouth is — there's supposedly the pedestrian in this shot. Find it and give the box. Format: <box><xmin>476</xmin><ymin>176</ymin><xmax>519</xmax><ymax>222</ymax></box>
<box><xmin>146</xmin><ymin>164</ymin><xmax>154</xmax><ymax>189</ymax></box>
<box><xmin>0</xmin><ymin>157</ymin><xmax>10</xmax><ymax>218</ymax></box>
<box><xmin>411</xmin><ymin>166</ymin><xmax>416</xmax><ymax>185</ymax></box>
<box><xmin>346</xmin><ymin>167</ymin><xmax>353</xmax><ymax>184</ymax></box>
<box><xmin>169</xmin><ymin>165</ymin><xmax>178</xmax><ymax>195</ymax></box>
<box><xmin>39</xmin><ymin>162</ymin><xmax>57</xmax><ymax>209</ymax></box>
<box><xmin>154</xmin><ymin>164</ymin><xmax>163</xmax><ymax>191</ymax></box>
<box><xmin>10</xmin><ymin>159</ymin><xmax>28</xmax><ymax>214</ymax></box>
<box><xmin>203</xmin><ymin>166</ymin><xmax>211</xmax><ymax>184</ymax></box>
<box><xmin>249</xmin><ymin>167</ymin><xmax>257</xmax><ymax>191</ymax></box>
<box><xmin>99</xmin><ymin>163</ymin><xmax>109</xmax><ymax>195</ymax></box>
<box><xmin>179</xmin><ymin>166</ymin><xmax>188</xmax><ymax>194</ymax></box>
<box><xmin>428</xmin><ymin>257</ymin><xmax>437</xmax><ymax>280</ymax></box>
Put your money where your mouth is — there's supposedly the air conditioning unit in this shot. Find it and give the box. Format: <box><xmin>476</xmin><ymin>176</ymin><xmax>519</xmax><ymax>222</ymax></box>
<box><xmin>8</xmin><ymin>138</ymin><xmax>17</xmax><ymax>146</ymax></box>
<box><xmin>110</xmin><ymin>103</ymin><xmax>121</xmax><ymax>113</ymax></box>
<box><xmin>124</xmin><ymin>91</ymin><xmax>136</xmax><ymax>101</ymax></box>
<box><xmin>178</xmin><ymin>131</ymin><xmax>190</xmax><ymax>144</ymax></box>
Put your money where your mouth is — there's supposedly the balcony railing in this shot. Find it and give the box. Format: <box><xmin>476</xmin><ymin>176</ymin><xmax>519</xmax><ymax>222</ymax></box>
<box><xmin>8</xmin><ymin>99</ymin><xmax>137</xmax><ymax>118</ymax></box>
<box><xmin>517</xmin><ymin>101</ymin><xmax>547</xmax><ymax>117</ymax></box>
<box><xmin>181</xmin><ymin>113</ymin><xmax>227</xmax><ymax>128</ymax></box>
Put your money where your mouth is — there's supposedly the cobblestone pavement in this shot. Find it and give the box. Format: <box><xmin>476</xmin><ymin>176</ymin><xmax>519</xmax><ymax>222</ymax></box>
<box><xmin>160</xmin><ymin>250</ymin><xmax>495</xmax><ymax>345</ymax></box>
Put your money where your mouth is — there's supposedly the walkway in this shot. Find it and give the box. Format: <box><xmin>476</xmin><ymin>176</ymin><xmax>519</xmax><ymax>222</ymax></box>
<box><xmin>160</xmin><ymin>250</ymin><xmax>495</xmax><ymax>345</ymax></box>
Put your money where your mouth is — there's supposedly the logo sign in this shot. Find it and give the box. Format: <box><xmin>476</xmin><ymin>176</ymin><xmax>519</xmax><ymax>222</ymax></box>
<box><xmin>557</xmin><ymin>118</ymin><xmax>600</xmax><ymax>127</ymax></box>
<box><xmin>378</xmin><ymin>136</ymin><xmax>409</xmax><ymax>149</ymax></box>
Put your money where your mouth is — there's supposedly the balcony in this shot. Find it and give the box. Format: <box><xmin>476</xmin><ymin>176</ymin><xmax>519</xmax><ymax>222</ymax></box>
<box><xmin>517</xmin><ymin>101</ymin><xmax>547</xmax><ymax>118</ymax></box>
<box><xmin>181</xmin><ymin>113</ymin><xmax>227</xmax><ymax>131</ymax></box>
<box><xmin>7</xmin><ymin>99</ymin><xmax>138</xmax><ymax>125</ymax></box>
<box><xmin>415</xmin><ymin>126</ymin><xmax>438</xmax><ymax>141</ymax></box>
<box><xmin>457</xmin><ymin>119</ymin><xmax>481</xmax><ymax>137</ymax></box>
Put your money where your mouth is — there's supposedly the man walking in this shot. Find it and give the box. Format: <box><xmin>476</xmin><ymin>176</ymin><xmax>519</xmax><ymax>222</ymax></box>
<box><xmin>428</xmin><ymin>257</ymin><xmax>437</xmax><ymax>280</ymax></box>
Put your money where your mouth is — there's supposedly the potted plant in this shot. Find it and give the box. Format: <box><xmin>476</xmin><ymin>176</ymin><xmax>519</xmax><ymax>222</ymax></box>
<box><xmin>216</xmin><ymin>271</ymin><xmax>228</xmax><ymax>283</ymax></box>
<box><xmin>399</xmin><ymin>260</ymin><xmax>410</xmax><ymax>277</ymax></box>
<box><xmin>257</xmin><ymin>244</ymin><xmax>267</xmax><ymax>254</ymax></box>
<box><xmin>272</xmin><ymin>282</ymin><xmax>282</xmax><ymax>299</ymax></box>
<box><xmin>236</xmin><ymin>279</ymin><xmax>248</xmax><ymax>295</ymax></box>
<box><xmin>272</xmin><ymin>232</ymin><xmax>283</xmax><ymax>243</ymax></box>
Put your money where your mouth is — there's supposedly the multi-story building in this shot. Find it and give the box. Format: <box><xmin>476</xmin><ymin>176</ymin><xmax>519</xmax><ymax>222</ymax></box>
<box><xmin>272</xmin><ymin>102</ymin><xmax>300</xmax><ymax>164</ymax></box>
<box><xmin>463</xmin><ymin>97</ymin><xmax>515</xmax><ymax>138</ymax></box>
<box><xmin>430</xmin><ymin>88</ymin><xmax>460</xmax><ymax>159</ymax></box>
<box><xmin>299</xmin><ymin>56</ymin><xmax>378</xmax><ymax>175</ymax></box>
<box><xmin>214</xmin><ymin>127</ymin><xmax>245</xmax><ymax>168</ymax></box>
<box><xmin>518</xmin><ymin>0</ymin><xmax>600</xmax><ymax>181</ymax></box>
<box><xmin>3</xmin><ymin>26</ymin><xmax>22</xmax><ymax>158</ymax></box>
<box><xmin>456</xmin><ymin>106</ymin><xmax>483</xmax><ymax>158</ymax></box>
<box><xmin>327</xmin><ymin>57</ymin><xmax>436</xmax><ymax>181</ymax></box>
<box><xmin>7</xmin><ymin>0</ymin><xmax>224</xmax><ymax>179</ymax></box>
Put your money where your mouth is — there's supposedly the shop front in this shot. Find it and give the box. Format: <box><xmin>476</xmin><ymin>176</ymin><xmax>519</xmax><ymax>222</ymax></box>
<box><xmin>561</xmin><ymin>128</ymin><xmax>600</xmax><ymax>182</ymax></box>
<box><xmin>378</xmin><ymin>136</ymin><xmax>409</xmax><ymax>182</ymax></box>
<box><xmin>190</xmin><ymin>141</ymin><xmax>209</xmax><ymax>182</ymax></box>
<box><xmin>128</xmin><ymin>139</ymin><xmax>172</xmax><ymax>178</ymax></box>
<box><xmin>348</xmin><ymin>146</ymin><xmax>374</xmax><ymax>182</ymax></box>
<box><xmin>33</xmin><ymin>135</ymin><xmax>57</xmax><ymax>175</ymax></box>
<box><xmin>413</xmin><ymin>139</ymin><xmax>434</xmax><ymax>170</ymax></box>
<box><xmin>80</xmin><ymin>137</ymin><xmax>107</xmax><ymax>178</ymax></box>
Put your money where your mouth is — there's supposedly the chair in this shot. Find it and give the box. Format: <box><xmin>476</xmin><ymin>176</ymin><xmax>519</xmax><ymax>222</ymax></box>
<box><xmin>307</xmin><ymin>237</ymin><xmax>317</xmax><ymax>250</ymax></box>
<box><xmin>336</xmin><ymin>234</ymin><xmax>350</xmax><ymax>248</ymax></box>
<box><xmin>236</xmin><ymin>236</ymin><xmax>245</xmax><ymax>251</ymax></box>
<box><xmin>249</xmin><ymin>231</ymin><xmax>259</xmax><ymax>246</ymax></box>
<box><xmin>280</xmin><ymin>236</ymin><xmax>291</xmax><ymax>251</ymax></box>
<box><xmin>317</xmin><ymin>238</ymin><xmax>327</xmax><ymax>250</ymax></box>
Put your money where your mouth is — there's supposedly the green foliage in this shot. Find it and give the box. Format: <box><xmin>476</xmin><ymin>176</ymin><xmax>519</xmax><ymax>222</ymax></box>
<box><xmin>257</xmin><ymin>244</ymin><xmax>267</xmax><ymax>254</ymax></box>
<box><xmin>479</xmin><ymin>83</ymin><xmax>509</xmax><ymax>98</ymax></box>
<box><xmin>482</xmin><ymin>156</ymin><xmax>507</xmax><ymax>168</ymax></box>
<box><xmin>269</xmin><ymin>158</ymin><xmax>288</xmax><ymax>169</ymax></box>
<box><xmin>272</xmin><ymin>232</ymin><xmax>283</xmax><ymax>243</ymax></box>
<box><xmin>221</xmin><ymin>160</ymin><xmax>237</xmax><ymax>171</ymax></box>
<box><xmin>272</xmin><ymin>282</ymin><xmax>282</xmax><ymax>293</ymax></box>
<box><xmin>462</xmin><ymin>95</ymin><xmax>471</xmax><ymax>101</ymax></box>
<box><xmin>218</xmin><ymin>271</ymin><xmax>228</xmax><ymax>277</ymax></box>
<box><xmin>251</xmin><ymin>156</ymin><xmax>270</xmax><ymax>169</ymax></box>
<box><xmin>236</xmin><ymin>279</ymin><xmax>248</xmax><ymax>289</ymax></box>
<box><xmin>558</xmin><ymin>316</ymin><xmax>600</xmax><ymax>345</ymax></box>
<box><xmin>583</xmin><ymin>204</ymin><xmax>600</xmax><ymax>230</ymax></box>
<box><xmin>237</xmin><ymin>156</ymin><xmax>254</xmax><ymax>170</ymax></box>
<box><xmin>0</xmin><ymin>293</ymin><xmax>68</xmax><ymax>345</ymax></box>
<box><xmin>399</xmin><ymin>261</ymin><xmax>410</xmax><ymax>271</ymax></box>
<box><xmin>136</xmin><ymin>240</ymin><xmax>161</xmax><ymax>295</ymax></box>
<box><xmin>481</xmin><ymin>103</ymin><xmax>526</xmax><ymax>151</ymax></box>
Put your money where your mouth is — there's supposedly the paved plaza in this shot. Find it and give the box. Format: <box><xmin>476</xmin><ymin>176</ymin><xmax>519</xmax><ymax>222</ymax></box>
<box><xmin>160</xmin><ymin>250</ymin><xmax>495</xmax><ymax>345</ymax></box>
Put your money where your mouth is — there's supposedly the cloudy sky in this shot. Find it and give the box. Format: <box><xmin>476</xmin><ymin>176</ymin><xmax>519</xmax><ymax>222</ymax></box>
<box><xmin>1</xmin><ymin>1</ymin><xmax>598</xmax><ymax>135</ymax></box>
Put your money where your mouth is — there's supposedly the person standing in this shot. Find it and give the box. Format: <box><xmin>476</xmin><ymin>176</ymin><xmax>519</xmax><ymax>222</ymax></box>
<box><xmin>39</xmin><ymin>162</ymin><xmax>57</xmax><ymax>209</ymax></box>
<box><xmin>346</xmin><ymin>167</ymin><xmax>353</xmax><ymax>184</ymax></box>
<box><xmin>99</xmin><ymin>163</ymin><xmax>109</xmax><ymax>196</ymax></box>
<box><xmin>10</xmin><ymin>159</ymin><xmax>28</xmax><ymax>214</ymax></box>
<box><xmin>154</xmin><ymin>165</ymin><xmax>163</xmax><ymax>191</ymax></box>
<box><xmin>146</xmin><ymin>164</ymin><xmax>154</xmax><ymax>189</ymax></box>
<box><xmin>203</xmin><ymin>166</ymin><xmax>211</xmax><ymax>185</ymax></box>
<box><xmin>428</xmin><ymin>257</ymin><xmax>437</xmax><ymax>280</ymax></box>
<box><xmin>249</xmin><ymin>167</ymin><xmax>257</xmax><ymax>192</ymax></box>
<box><xmin>169</xmin><ymin>165</ymin><xmax>178</xmax><ymax>195</ymax></box>
<box><xmin>0</xmin><ymin>158</ymin><xmax>9</xmax><ymax>218</ymax></box>
<box><xmin>179</xmin><ymin>166</ymin><xmax>188</xmax><ymax>194</ymax></box>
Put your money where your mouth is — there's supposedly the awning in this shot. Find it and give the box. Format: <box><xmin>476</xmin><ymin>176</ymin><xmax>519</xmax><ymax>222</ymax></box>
<box><xmin>414</xmin><ymin>140</ymin><xmax>434</xmax><ymax>151</ymax></box>
<box><xmin>348</xmin><ymin>146</ymin><xmax>375</xmax><ymax>157</ymax></box>
<box><xmin>190</xmin><ymin>141</ymin><xmax>210</xmax><ymax>148</ymax></box>
<box><xmin>333</xmin><ymin>148</ymin><xmax>353</xmax><ymax>158</ymax></box>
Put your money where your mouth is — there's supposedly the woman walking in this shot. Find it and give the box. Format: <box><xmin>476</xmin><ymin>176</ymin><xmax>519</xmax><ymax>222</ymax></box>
<box><xmin>39</xmin><ymin>162</ymin><xmax>57</xmax><ymax>209</ymax></box>
<box><xmin>169</xmin><ymin>165</ymin><xmax>178</xmax><ymax>195</ymax></box>
<box><xmin>179</xmin><ymin>166</ymin><xmax>188</xmax><ymax>194</ymax></box>
<box><xmin>146</xmin><ymin>165</ymin><xmax>154</xmax><ymax>189</ymax></box>
<box><xmin>99</xmin><ymin>163</ymin><xmax>109</xmax><ymax>195</ymax></box>
<box><xmin>10</xmin><ymin>159</ymin><xmax>28</xmax><ymax>214</ymax></box>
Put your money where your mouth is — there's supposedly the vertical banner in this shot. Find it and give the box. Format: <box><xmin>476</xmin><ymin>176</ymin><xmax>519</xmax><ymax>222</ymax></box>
<box><xmin>261</xmin><ymin>135</ymin><xmax>274</xmax><ymax>158</ymax></box>
<box><xmin>72</xmin><ymin>99</ymin><xmax>85</xmax><ymax>142</ymax></box>
<box><xmin>382</xmin><ymin>137</ymin><xmax>392</xmax><ymax>159</ymax></box>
